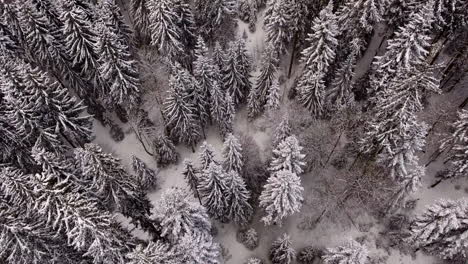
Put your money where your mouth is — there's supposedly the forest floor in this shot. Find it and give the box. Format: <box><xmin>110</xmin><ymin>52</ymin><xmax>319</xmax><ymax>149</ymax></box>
<box><xmin>91</xmin><ymin>11</ymin><xmax>468</xmax><ymax>264</ymax></box>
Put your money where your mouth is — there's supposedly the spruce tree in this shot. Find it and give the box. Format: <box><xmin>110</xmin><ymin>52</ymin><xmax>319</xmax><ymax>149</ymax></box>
<box><xmin>264</xmin><ymin>0</ymin><xmax>293</xmax><ymax>55</ymax></box>
<box><xmin>194</xmin><ymin>0</ymin><xmax>236</xmax><ymax>38</ymax></box>
<box><xmin>270</xmin><ymin>135</ymin><xmax>306</xmax><ymax>175</ymax></box>
<box><xmin>96</xmin><ymin>24</ymin><xmax>140</xmax><ymax>110</ymax></box>
<box><xmin>178</xmin><ymin>233</ymin><xmax>222</xmax><ymax>264</ymax></box>
<box><xmin>222</xmin><ymin>39</ymin><xmax>252</xmax><ymax>106</ymax></box>
<box><xmin>327</xmin><ymin>51</ymin><xmax>357</xmax><ymax>110</ymax></box>
<box><xmin>199</xmin><ymin>141</ymin><xmax>217</xmax><ymax>170</ymax></box>
<box><xmin>130</xmin><ymin>0</ymin><xmax>151</xmax><ymax>43</ymax></box>
<box><xmin>259</xmin><ymin>170</ymin><xmax>304</xmax><ymax>225</ymax></box>
<box><xmin>182</xmin><ymin>159</ymin><xmax>202</xmax><ymax>203</ymax></box>
<box><xmin>132</xmin><ymin>156</ymin><xmax>158</xmax><ymax>190</ymax></box>
<box><xmin>269</xmin><ymin>233</ymin><xmax>296</xmax><ymax>264</ymax></box>
<box><xmin>408</xmin><ymin>198</ymin><xmax>468</xmax><ymax>260</ymax></box>
<box><xmin>273</xmin><ymin>117</ymin><xmax>292</xmax><ymax>147</ymax></box>
<box><xmin>222</xmin><ymin>133</ymin><xmax>244</xmax><ymax>173</ymax></box>
<box><xmin>220</xmin><ymin>93</ymin><xmax>236</xmax><ymax>137</ymax></box>
<box><xmin>152</xmin><ymin>188</ymin><xmax>212</xmax><ymax>242</ymax></box>
<box><xmin>297</xmin><ymin>2</ymin><xmax>339</xmax><ymax>115</ymax></box>
<box><xmin>247</xmin><ymin>84</ymin><xmax>262</xmax><ymax>119</ymax></box>
<box><xmin>163</xmin><ymin>74</ymin><xmax>201</xmax><ymax>151</ymax></box>
<box><xmin>153</xmin><ymin>134</ymin><xmax>179</xmax><ymax>167</ymax></box>
<box><xmin>266</xmin><ymin>78</ymin><xmax>281</xmax><ymax>111</ymax></box>
<box><xmin>322</xmin><ymin>240</ymin><xmax>369</xmax><ymax>264</ymax></box>
<box><xmin>198</xmin><ymin>163</ymin><xmax>229</xmax><ymax>221</ymax></box>
<box><xmin>127</xmin><ymin>240</ymin><xmax>179</xmax><ymax>264</ymax></box>
<box><xmin>225</xmin><ymin>170</ymin><xmax>253</xmax><ymax>225</ymax></box>
<box><xmin>440</xmin><ymin>110</ymin><xmax>468</xmax><ymax>181</ymax></box>
<box><xmin>98</xmin><ymin>0</ymin><xmax>133</xmax><ymax>48</ymax></box>
<box><xmin>210</xmin><ymin>80</ymin><xmax>226</xmax><ymax>125</ymax></box>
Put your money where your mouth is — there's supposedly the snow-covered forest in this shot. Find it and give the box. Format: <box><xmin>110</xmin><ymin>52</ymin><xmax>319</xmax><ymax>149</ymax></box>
<box><xmin>1</xmin><ymin>0</ymin><xmax>468</xmax><ymax>263</ymax></box>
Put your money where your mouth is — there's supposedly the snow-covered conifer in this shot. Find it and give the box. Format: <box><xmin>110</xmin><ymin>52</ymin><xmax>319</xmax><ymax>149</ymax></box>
<box><xmin>220</xmin><ymin>93</ymin><xmax>236</xmax><ymax>137</ymax></box>
<box><xmin>212</xmin><ymin>41</ymin><xmax>225</xmax><ymax>71</ymax></box>
<box><xmin>222</xmin><ymin>133</ymin><xmax>244</xmax><ymax>173</ymax></box>
<box><xmin>259</xmin><ymin>170</ymin><xmax>304</xmax><ymax>225</ymax></box>
<box><xmin>199</xmin><ymin>141</ymin><xmax>217</xmax><ymax>170</ymax></box>
<box><xmin>178</xmin><ymin>233</ymin><xmax>222</xmax><ymax>264</ymax></box>
<box><xmin>163</xmin><ymin>74</ymin><xmax>201</xmax><ymax>151</ymax></box>
<box><xmin>132</xmin><ymin>156</ymin><xmax>158</xmax><ymax>190</ymax></box>
<box><xmin>269</xmin><ymin>233</ymin><xmax>295</xmax><ymax>264</ymax></box>
<box><xmin>273</xmin><ymin>117</ymin><xmax>291</xmax><ymax>147</ymax></box>
<box><xmin>182</xmin><ymin>159</ymin><xmax>201</xmax><ymax>203</ymax></box>
<box><xmin>127</xmin><ymin>240</ymin><xmax>179</xmax><ymax>264</ymax></box>
<box><xmin>210</xmin><ymin>80</ymin><xmax>226</xmax><ymax>125</ymax></box>
<box><xmin>264</xmin><ymin>0</ymin><xmax>293</xmax><ymax>54</ymax></box>
<box><xmin>297</xmin><ymin>2</ymin><xmax>339</xmax><ymax>115</ymax></box>
<box><xmin>152</xmin><ymin>188</ymin><xmax>212</xmax><ymax>242</ymax></box>
<box><xmin>242</xmin><ymin>228</ymin><xmax>259</xmax><ymax>250</ymax></box>
<box><xmin>245</xmin><ymin>257</ymin><xmax>263</xmax><ymax>264</ymax></box>
<box><xmin>322</xmin><ymin>239</ymin><xmax>368</xmax><ymax>264</ymax></box>
<box><xmin>222</xmin><ymin>39</ymin><xmax>252</xmax><ymax>106</ymax></box>
<box><xmin>153</xmin><ymin>134</ymin><xmax>179</xmax><ymax>167</ymax></box>
<box><xmin>225</xmin><ymin>170</ymin><xmax>253</xmax><ymax>225</ymax></box>
<box><xmin>198</xmin><ymin>163</ymin><xmax>229</xmax><ymax>221</ymax></box>
<box><xmin>96</xmin><ymin>24</ymin><xmax>140</xmax><ymax>110</ymax></box>
<box><xmin>266</xmin><ymin>78</ymin><xmax>281</xmax><ymax>111</ymax></box>
<box><xmin>327</xmin><ymin>51</ymin><xmax>356</xmax><ymax>110</ymax></box>
<box><xmin>440</xmin><ymin>110</ymin><xmax>468</xmax><ymax>180</ymax></box>
<box><xmin>194</xmin><ymin>0</ymin><xmax>236</xmax><ymax>38</ymax></box>
<box><xmin>247</xmin><ymin>85</ymin><xmax>262</xmax><ymax>119</ymax></box>
<box><xmin>270</xmin><ymin>135</ymin><xmax>306</xmax><ymax>175</ymax></box>
<box><xmin>130</xmin><ymin>0</ymin><xmax>151</xmax><ymax>43</ymax></box>
<box><xmin>98</xmin><ymin>0</ymin><xmax>133</xmax><ymax>47</ymax></box>
<box><xmin>387</xmin><ymin>165</ymin><xmax>424</xmax><ymax>211</ymax></box>
<box><xmin>408</xmin><ymin>198</ymin><xmax>468</xmax><ymax>260</ymax></box>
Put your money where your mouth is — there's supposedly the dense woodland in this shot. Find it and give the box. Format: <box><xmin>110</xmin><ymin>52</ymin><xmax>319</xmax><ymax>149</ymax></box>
<box><xmin>0</xmin><ymin>0</ymin><xmax>468</xmax><ymax>263</ymax></box>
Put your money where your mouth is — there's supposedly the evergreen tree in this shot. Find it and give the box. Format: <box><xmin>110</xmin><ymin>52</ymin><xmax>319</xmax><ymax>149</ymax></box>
<box><xmin>127</xmin><ymin>240</ymin><xmax>179</xmax><ymax>264</ymax></box>
<box><xmin>210</xmin><ymin>80</ymin><xmax>226</xmax><ymax>125</ymax></box>
<box><xmin>194</xmin><ymin>0</ymin><xmax>236</xmax><ymax>38</ymax></box>
<box><xmin>273</xmin><ymin>117</ymin><xmax>292</xmax><ymax>147</ymax></box>
<box><xmin>259</xmin><ymin>170</ymin><xmax>304</xmax><ymax>225</ymax></box>
<box><xmin>327</xmin><ymin>51</ymin><xmax>357</xmax><ymax>110</ymax></box>
<box><xmin>153</xmin><ymin>134</ymin><xmax>179</xmax><ymax>167</ymax></box>
<box><xmin>98</xmin><ymin>0</ymin><xmax>133</xmax><ymax>48</ymax></box>
<box><xmin>0</xmin><ymin>21</ymin><xmax>23</xmax><ymax>56</ymax></box>
<box><xmin>247</xmin><ymin>84</ymin><xmax>262</xmax><ymax>119</ymax></box>
<box><xmin>266</xmin><ymin>78</ymin><xmax>281</xmax><ymax>111</ymax></box>
<box><xmin>178</xmin><ymin>233</ymin><xmax>222</xmax><ymax>264</ymax></box>
<box><xmin>297</xmin><ymin>2</ymin><xmax>339</xmax><ymax>115</ymax></box>
<box><xmin>408</xmin><ymin>198</ymin><xmax>468</xmax><ymax>260</ymax></box>
<box><xmin>338</xmin><ymin>0</ymin><xmax>385</xmax><ymax>33</ymax></box>
<box><xmin>152</xmin><ymin>188</ymin><xmax>212</xmax><ymax>242</ymax></box>
<box><xmin>269</xmin><ymin>233</ymin><xmax>295</xmax><ymax>264</ymax></box>
<box><xmin>199</xmin><ymin>141</ymin><xmax>217</xmax><ymax>170</ymax></box>
<box><xmin>198</xmin><ymin>163</ymin><xmax>229</xmax><ymax>221</ymax></box>
<box><xmin>130</xmin><ymin>0</ymin><xmax>151</xmax><ymax>43</ymax></box>
<box><xmin>132</xmin><ymin>156</ymin><xmax>158</xmax><ymax>190</ymax></box>
<box><xmin>242</xmin><ymin>228</ymin><xmax>259</xmax><ymax>250</ymax></box>
<box><xmin>212</xmin><ymin>41</ymin><xmax>225</xmax><ymax>71</ymax></box>
<box><xmin>222</xmin><ymin>39</ymin><xmax>252</xmax><ymax>106</ymax></box>
<box><xmin>163</xmin><ymin>74</ymin><xmax>201</xmax><ymax>151</ymax></box>
<box><xmin>222</xmin><ymin>133</ymin><xmax>244</xmax><ymax>173</ymax></box>
<box><xmin>220</xmin><ymin>93</ymin><xmax>236</xmax><ymax>137</ymax></box>
<box><xmin>270</xmin><ymin>135</ymin><xmax>306</xmax><ymax>175</ymax></box>
<box><xmin>182</xmin><ymin>159</ymin><xmax>201</xmax><ymax>203</ymax></box>
<box><xmin>264</xmin><ymin>0</ymin><xmax>293</xmax><ymax>55</ymax></box>
<box><xmin>225</xmin><ymin>170</ymin><xmax>253</xmax><ymax>225</ymax></box>
<box><xmin>96</xmin><ymin>24</ymin><xmax>140</xmax><ymax>110</ymax></box>
<box><xmin>245</xmin><ymin>257</ymin><xmax>263</xmax><ymax>264</ymax></box>
<box><xmin>440</xmin><ymin>110</ymin><xmax>468</xmax><ymax>180</ymax></box>
<box><xmin>322</xmin><ymin>239</ymin><xmax>369</xmax><ymax>264</ymax></box>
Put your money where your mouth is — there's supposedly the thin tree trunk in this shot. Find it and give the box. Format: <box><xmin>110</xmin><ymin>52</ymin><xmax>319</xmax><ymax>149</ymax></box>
<box><xmin>447</xmin><ymin>69</ymin><xmax>468</xmax><ymax>93</ymax></box>
<box><xmin>427</xmin><ymin>114</ymin><xmax>443</xmax><ymax>135</ymax></box>
<box><xmin>429</xmin><ymin>36</ymin><xmax>450</xmax><ymax>65</ymax></box>
<box><xmin>460</xmin><ymin>95</ymin><xmax>468</xmax><ymax>108</ymax></box>
<box><xmin>60</xmin><ymin>132</ymin><xmax>77</xmax><ymax>148</ymax></box>
<box><xmin>191</xmin><ymin>143</ymin><xmax>195</xmax><ymax>153</ymax></box>
<box><xmin>430</xmin><ymin>179</ymin><xmax>443</xmax><ymax>188</ymax></box>
<box><xmin>287</xmin><ymin>33</ymin><xmax>298</xmax><ymax>79</ymax></box>
<box><xmin>324</xmin><ymin>130</ymin><xmax>343</xmax><ymax>167</ymax></box>
<box><xmin>348</xmin><ymin>151</ymin><xmax>362</xmax><ymax>171</ymax></box>
<box><xmin>133</xmin><ymin>127</ymin><xmax>155</xmax><ymax>156</ymax></box>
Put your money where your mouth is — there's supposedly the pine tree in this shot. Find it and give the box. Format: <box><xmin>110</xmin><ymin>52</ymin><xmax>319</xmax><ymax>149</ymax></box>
<box><xmin>153</xmin><ymin>134</ymin><xmax>179</xmax><ymax>167</ymax></box>
<box><xmin>322</xmin><ymin>239</ymin><xmax>369</xmax><ymax>264</ymax></box>
<box><xmin>273</xmin><ymin>117</ymin><xmax>292</xmax><ymax>147</ymax></box>
<box><xmin>222</xmin><ymin>133</ymin><xmax>244</xmax><ymax>173</ymax></box>
<box><xmin>264</xmin><ymin>0</ymin><xmax>293</xmax><ymax>55</ymax></box>
<box><xmin>163</xmin><ymin>74</ymin><xmax>201</xmax><ymax>151</ymax></box>
<box><xmin>242</xmin><ymin>228</ymin><xmax>259</xmax><ymax>250</ymax></box>
<box><xmin>96</xmin><ymin>24</ymin><xmax>140</xmax><ymax>110</ymax></box>
<box><xmin>269</xmin><ymin>233</ymin><xmax>295</xmax><ymax>264</ymax></box>
<box><xmin>210</xmin><ymin>80</ymin><xmax>226</xmax><ymax>125</ymax></box>
<box><xmin>338</xmin><ymin>0</ymin><xmax>385</xmax><ymax>33</ymax></box>
<box><xmin>194</xmin><ymin>0</ymin><xmax>236</xmax><ymax>38</ymax></box>
<box><xmin>266</xmin><ymin>78</ymin><xmax>281</xmax><ymax>111</ymax></box>
<box><xmin>440</xmin><ymin>110</ymin><xmax>468</xmax><ymax>180</ymax></box>
<box><xmin>225</xmin><ymin>170</ymin><xmax>253</xmax><ymax>225</ymax></box>
<box><xmin>182</xmin><ymin>159</ymin><xmax>202</xmax><ymax>203</ymax></box>
<box><xmin>259</xmin><ymin>170</ymin><xmax>304</xmax><ymax>225</ymax></box>
<box><xmin>0</xmin><ymin>21</ymin><xmax>23</xmax><ymax>56</ymax></box>
<box><xmin>98</xmin><ymin>0</ymin><xmax>133</xmax><ymax>48</ymax></box>
<box><xmin>220</xmin><ymin>93</ymin><xmax>236</xmax><ymax>137</ymax></box>
<box><xmin>212</xmin><ymin>41</ymin><xmax>225</xmax><ymax>71</ymax></box>
<box><xmin>327</xmin><ymin>51</ymin><xmax>357</xmax><ymax>110</ymax></box>
<box><xmin>408</xmin><ymin>198</ymin><xmax>468</xmax><ymax>260</ymax></box>
<box><xmin>130</xmin><ymin>0</ymin><xmax>151</xmax><ymax>43</ymax></box>
<box><xmin>199</xmin><ymin>141</ymin><xmax>217</xmax><ymax>170</ymax></box>
<box><xmin>152</xmin><ymin>188</ymin><xmax>212</xmax><ymax>242</ymax></box>
<box><xmin>222</xmin><ymin>39</ymin><xmax>252</xmax><ymax>106</ymax></box>
<box><xmin>297</xmin><ymin>2</ymin><xmax>339</xmax><ymax>115</ymax></box>
<box><xmin>132</xmin><ymin>156</ymin><xmax>158</xmax><ymax>190</ymax></box>
<box><xmin>270</xmin><ymin>135</ymin><xmax>306</xmax><ymax>175</ymax></box>
<box><xmin>198</xmin><ymin>163</ymin><xmax>229</xmax><ymax>221</ymax></box>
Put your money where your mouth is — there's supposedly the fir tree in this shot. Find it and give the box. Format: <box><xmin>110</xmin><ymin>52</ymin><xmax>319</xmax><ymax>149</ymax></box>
<box><xmin>96</xmin><ymin>24</ymin><xmax>140</xmax><ymax>110</ymax></box>
<box><xmin>210</xmin><ymin>80</ymin><xmax>226</xmax><ymax>125</ymax></box>
<box><xmin>132</xmin><ymin>156</ymin><xmax>158</xmax><ymax>190</ymax></box>
<box><xmin>269</xmin><ymin>233</ymin><xmax>295</xmax><ymax>264</ymax></box>
<box><xmin>212</xmin><ymin>41</ymin><xmax>225</xmax><ymax>72</ymax></box>
<box><xmin>199</xmin><ymin>141</ymin><xmax>217</xmax><ymax>170</ymax></box>
<box><xmin>198</xmin><ymin>163</ymin><xmax>229</xmax><ymax>221</ymax></box>
<box><xmin>130</xmin><ymin>0</ymin><xmax>151</xmax><ymax>43</ymax></box>
<box><xmin>408</xmin><ymin>198</ymin><xmax>468</xmax><ymax>260</ymax></box>
<box><xmin>245</xmin><ymin>257</ymin><xmax>263</xmax><ymax>264</ymax></box>
<box><xmin>98</xmin><ymin>0</ymin><xmax>133</xmax><ymax>48</ymax></box>
<box><xmin>182</xmin><ymin>159</ymin><xmax>202</xmax><ymax>203</ymax></box>
<box><xmin>266</xmin><ymin>78</ymin><xmax>281</xmax><ymax>111</ymax></box>
<box><xmin>264</xmin><ymin>0</ymin><xmax>293</xmax><ymax>55</ymax></box>
<box><xmin>153</xmin><ymin>134</ymin><xmax>179</xmax><ymax>167</ymax></box>
<box><xmin>222</xmin><ymin>133</ymin><xmax>244</xmax><ymax>173</ymax></box>
<box><xmin>273</xmin><ymin>117</ymin><xmax>292</xmax><ymax>147</ymax></box>
<box><xmin>242</xmin><ymin>228</ymin><xmax>259</xmax><ymax>250</ymax></box>
<box><xmin>247</xmin><ymin>84</ymin><xmax>262</xmax><ymax>119</ymax></box>
<box><xmin>270</xmin><ymin>135</ymin><xmax>306</xmax><ymax>175</ymax></box>
<box><xmin>440</xmin><ymin>110</ymin><xmax>468</xmax><ymax>180</ymax></box>
<box><xmin>163</xmin><ymin>74</ymin><xmax>201</xmax><ymax>151</ymax></box>
<box><xmin>222</xmin><ymin>39</ymin><xmax>252</xmax><ymax>106</ymax></box>
<box><xmin>178</xmin><ymin>233</ymin><xmax>222</xmax><ymax>264</ymax></box>
<box><xmin>259</xmin><ymin>170</ymin><xmax>304</xmax><ymax>225</ymax></box>
<box><xmin>152</xmin><ymin>188</ymin><xmax>212</xmax><ymax>242</ymax></box>
<box><xmin>327</xmin><ymin>51</ymin><xmax>357</xmax><ymax>110</ymax></box>
<box><xmin>297</xmin><ymin>2</ymin><xmax>339</xmax><ymax>115</ymax></box>
<box><xmin>225</xmin><ymin>170</ymin><xmax>253</xmax><ymax>225</ymax></box>
<box><xmin>322</xmin><ymin>239</ymin><xmax>369</xmax><ymax>264</ymax></box>
<box><xmin>194</xmin><ymin>0</ymin><xmax>236</xmax><ymax>38</ymax></box>
<box><xmin>220</xmin><ymin>93</ymin><xmax>236</xmax><ymax>137</ymax></box>
<box><xmin>127</xmin><ymin>240</ymin><xmax>179</xmax><ymax>264</ymax></box>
